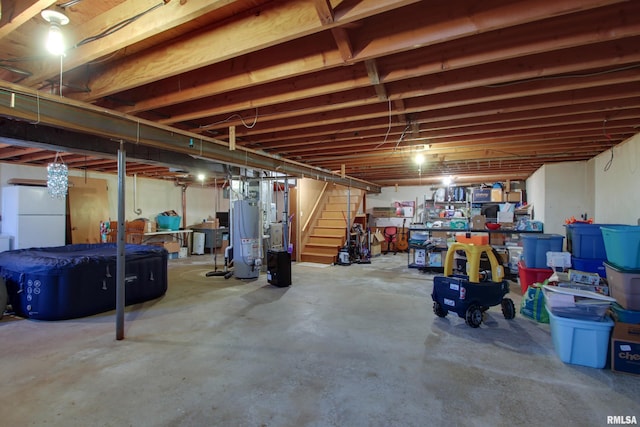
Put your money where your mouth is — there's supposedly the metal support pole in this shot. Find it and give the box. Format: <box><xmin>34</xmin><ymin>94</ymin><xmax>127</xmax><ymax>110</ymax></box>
<box><xmin>346</xmin><ymin>185</ymin><xmax>351</xmax><ymax>244</ymax></box>
<box><xmin>283</xmin><ymin>177</ymin><xmax>289</xmax><ymax>250</ymax></box>
<box><xmin>116</xmin><ymin>141</ymin><xmax>126</xmax><ymax>340</ymax></box>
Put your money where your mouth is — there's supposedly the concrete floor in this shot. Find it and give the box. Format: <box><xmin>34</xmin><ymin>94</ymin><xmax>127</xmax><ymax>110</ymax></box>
<box><xmin>1</xmin><ymin>252</ymin><xmax>638</xmax><ymax>427</ymax></box>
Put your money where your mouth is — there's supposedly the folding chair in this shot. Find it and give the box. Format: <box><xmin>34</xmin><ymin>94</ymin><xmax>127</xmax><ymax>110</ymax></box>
<box><xmin>383</xmin><ymin>226</ymin><xmax>398</xmax><ymax>254</ymax></box>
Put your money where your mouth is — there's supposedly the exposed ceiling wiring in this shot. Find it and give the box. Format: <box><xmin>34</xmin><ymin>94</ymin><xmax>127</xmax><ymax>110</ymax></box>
<box><xmin>486</xmin><ymin>63</ymin><xmax>640</xmax><ymax>88</ymax></box>
<box><xmin>603</xmin><ymin>118</ymin><xmax>614</xmax><ymax>172</ymax></box>
<box><xmin>199</xmin><ymin>108</ymin><xmax>259</xmax><ymax>130</ymax></box>
<box><xmin>373</xmin><ymin>98</ymin><xmax>392</xmax><ymax>150</ymax></box>
<box><xmin>74</xmin><ymin>2</ymin><xmax>168</xmax><ymax>48</ymax></box>
<box><xmin>394</xmin><ymin>124</ymin><xmax>411</xmax><ymax>151</ymax></box>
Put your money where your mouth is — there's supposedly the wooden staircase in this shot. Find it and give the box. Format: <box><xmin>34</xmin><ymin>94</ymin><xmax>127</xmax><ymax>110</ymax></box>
<box><xmin>300</xmin><ymin>188</ymin><xmax>364</xmax><ymax>264</ymax></box>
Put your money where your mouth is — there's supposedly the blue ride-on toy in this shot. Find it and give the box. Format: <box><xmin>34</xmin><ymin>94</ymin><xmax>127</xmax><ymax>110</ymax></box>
<box><xmin>432</xmin><ymin>242</ymin><xmax>516</xmax><ymax>328</ymax></box>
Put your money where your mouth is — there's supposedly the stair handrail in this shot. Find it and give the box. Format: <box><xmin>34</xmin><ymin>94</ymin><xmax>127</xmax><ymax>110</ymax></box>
<box><xmin>302</xmin><ymin>181</ymin><xmax>329</xmax><ymax>232</ymax></box>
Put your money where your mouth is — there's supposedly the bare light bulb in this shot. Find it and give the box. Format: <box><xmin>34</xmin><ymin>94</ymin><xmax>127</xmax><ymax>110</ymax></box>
<box><xmin>41</xmin><ymin>10</ymin><xmax>69</xmax><ymax>56</ymax></box>
<box><xmin>46</xmin><ymin>24</ymin><xmax>65</xmax><ymax>55</ymax></box>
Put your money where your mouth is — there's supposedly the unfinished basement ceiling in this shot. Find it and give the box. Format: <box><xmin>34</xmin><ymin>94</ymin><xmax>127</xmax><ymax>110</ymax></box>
<box><xmin>0</xmin><ymin>0</ymin><xmax>638</xmax><ymax>189</ymax></box>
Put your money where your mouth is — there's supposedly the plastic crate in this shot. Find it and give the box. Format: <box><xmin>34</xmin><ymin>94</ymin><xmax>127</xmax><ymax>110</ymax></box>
<box><xmin>156</xmin><ymin>215</ymin><xmax>181</xmax><ymax>231</ymax></box>
<box><xmin>517</xmin><ymin>260</ymin><xmax>553</xmax><ymax>294</ymax></box>
<box><xmin>571</xmin><ymin>257</ymin><xmax>607</xmax><ymax>278</ymax></box>
<box><xmin>545</xmin><ymin>297</ymin><xmax>610</xmax><ymax>322</ymax></box>
<box><xmin>546</xmin><ymin>306</ymin><xmax>614</xmax><ymax>368</ymax></box>
<box><xmin>521</xmin><ymin>234</ymin><xmax>564</xmax><ymax>269</ymax></box>
<box><xmin>455</xmin><ymin>233</ymin><xmax>489</xmax><ymax>246</ymax></box>
<box><xmin>604</xmin><ymin>261</ymin><xmax>640</xmax><ymax>311</ymax></box>
<box><xmin>600</xmin><ymin>225</ymin><xmax>640</xmax><ymax>269</ymax></box>
<box><xmin>610</xmin><ymin>302</ymin><xmax>640</xmax><ymax>324</ymax></box>
<box><xmin>567</xmin><ymin>223</ymin><xmax>622</xmax><ymax>259</ymax></box>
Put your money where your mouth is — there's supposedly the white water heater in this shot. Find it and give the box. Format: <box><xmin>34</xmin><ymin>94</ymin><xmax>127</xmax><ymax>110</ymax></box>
<box><xmin>232</xmin><ymin>199</ymin><xmax>260</xmax><ymax>279</ymax></box>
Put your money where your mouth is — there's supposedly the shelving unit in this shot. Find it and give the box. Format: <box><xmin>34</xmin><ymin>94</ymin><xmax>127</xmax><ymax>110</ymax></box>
<box><xmin>407</xmin><ymin>227</ymin><xmax>448</xmax><ymax>272</ymax></box>
<box><xmin>407</xmin><ymin>227</ymin><xmax>543</xmax><ymax>277</ymax></box>
<box><xmin>423</xmin><ymin>186</ymin><xmax>470</xmax><ymax>226</ymax></box>
<box><xmin>425</xmin><ymin>199</ymin><xmax>469</xmax><ymax>222</ymax></box>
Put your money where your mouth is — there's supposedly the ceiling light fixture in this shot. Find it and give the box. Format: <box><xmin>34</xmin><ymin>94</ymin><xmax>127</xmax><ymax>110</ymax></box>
<box><xmin>41</xmin><ymin>10</ymin><xmax>70</xmax><ymax>56</ymax></box>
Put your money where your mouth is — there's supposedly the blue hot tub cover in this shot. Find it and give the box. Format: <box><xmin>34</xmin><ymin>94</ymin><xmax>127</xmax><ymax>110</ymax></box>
<box><xmin>0</xmin><ymin>243</ymin><xmax>168</xmax><ymax>320</ymax></box>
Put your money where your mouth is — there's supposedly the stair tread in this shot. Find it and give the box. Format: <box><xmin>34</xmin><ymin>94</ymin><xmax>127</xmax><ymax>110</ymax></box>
<box><xmin>305</xmin><ymin>242</ymin><xmax>341</xmax><ymax>248</ymax></box>
<box><xmin>301</xmin><ymin>251</ymin><xmax>337</xmax><ymax>257</ymax></box>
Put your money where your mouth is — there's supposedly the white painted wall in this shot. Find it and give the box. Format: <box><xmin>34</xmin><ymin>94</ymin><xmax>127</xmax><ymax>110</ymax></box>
<box><xmin>0</xmin><ymin>163</ymin><xmax>292</xmax><ymax>238</ymax></box>
<box><xmin>593</xmin><ymin>133</ymin><xmax>640</xmax><ymax>225</ymax></box>
<box><xmin>525</xmin><ymin>133</ymin><xmax>640</xmax><ymax>232</ymax></box>
<box><xmin>367</xmin><ymin>185</ymin><xmax>433</xmax><ymax>227</ymax></box>
<box><xmin>0</xmin><ymin>163</ymin><xmax>224</xmax><ymax>231</ymax></box>
<box><xmin>544</xmin><ymin>161</ymin><xmax>590</xmax><ymax>236</ymax></box>
<box><xmin>526</xmin><ymin>166</ymin><xmax>545</xmax><ymax>224</ymax></box>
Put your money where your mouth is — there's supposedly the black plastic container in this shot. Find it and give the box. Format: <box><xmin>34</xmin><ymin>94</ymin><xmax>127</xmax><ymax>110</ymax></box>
<box><xmin>267</xmin><ymin>250</ymin><xmax>291</xmax><ymax>287</ymax></box>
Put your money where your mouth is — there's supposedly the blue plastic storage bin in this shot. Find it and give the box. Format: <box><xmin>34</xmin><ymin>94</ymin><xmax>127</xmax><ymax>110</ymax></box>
<box><xmin>571</xmin><ymin>257</ymin><xmax>606</xmax><ymax>278</ymax></box>
<box><xmin>610</xmin><ymin>302</ymin><xmax>640</xmax><ymax>324</ymax></box>
<box><xmin>567</xmin><ymin>223</ymin><xmax>621</xmax><ymax>259</ymax></box>
<box><xmin>601</xmin><ymin>225</ymin><xmax>640</xmax><ymax>269</ymax></box>
<box><xmin>546</xmin><ymin>306</ymin><xmax>614</xmax><ymax>368</ymax></box>
<box><xmin>156</xmin><ymin>215</ymin><xmax>181</xmax><ymax>231</ymax></box>
<box><xmin>521</xmin><ymin>234</ymin><xmax>564</xmax><ymax>269</ymax></box>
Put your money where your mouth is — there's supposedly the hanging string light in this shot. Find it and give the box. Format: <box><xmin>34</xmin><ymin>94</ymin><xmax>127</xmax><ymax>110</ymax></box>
<box><xmin>47</xmin><ymin>153</ymin><xmax>68</xmax><ymax>199</ymax></box>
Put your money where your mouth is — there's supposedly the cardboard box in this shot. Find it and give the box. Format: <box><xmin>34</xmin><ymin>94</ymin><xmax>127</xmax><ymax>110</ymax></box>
<box><xmin>471</xmin><ymin>215</ymin><xmax>486</xmax><ymax>230</ymax></box>
<box><xmin>491</xmin><ymin>188</ymin><xmax>503</xmax><ymax>202</ymax></box>
<box><xmin>506</xmin><ymin>191</ymin><xmax>522</xmax><ymax>203</ymax></box>
<box><xmin>472</xmin><ymin>188</ymin><xmax>491</xmax><ymax>203</ymax></box>
<box><xmin>166</xmin><ymin>241</ymin><xmax>181</xmax><ymax>253</ymax></box>
<box><xmin>149</xmin><ymin>241</ymin><xmax>181</xmax><ymax>253</ymax></box>
<box><xmin>195</xmin><ymin>220</ymin><xmax>219</xmax><ymax>229</ymax></box>
<box><xmin>430</xmin><ymin>231</ymin><xmax>448</xmax><ymax>239</ymax></box>
<box><xmin>490</xmin><ymin>234</ymin><xmax>505</xmax><ymax>246</ymax></box>
<box><xmin>370</xmin><ymin>243</ymin><xmax>381</xmax><ymax>256</ymax></box>
<box><xmin>611</xmin><ymin>322</ymin><xmax>640</xmax><ymax>376</ymax></box>
<box><xmin>371</xmin><ymin>207</ymin><xmax>395</xmax><ymax>218</ymax></box>
<box><xmin>144</xmin><ymin>219</ymin><xmax>156</xmax><ymax>233</ymax></box>
<box><xmin>495</xmin><ymin>249</ymin><xmax>509</xmax><ymax>266</ymax></box>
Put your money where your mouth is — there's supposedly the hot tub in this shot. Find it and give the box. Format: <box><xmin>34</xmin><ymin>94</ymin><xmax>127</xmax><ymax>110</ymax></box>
<box><xmin>0</xmin><ymin>243</ymin><xmax>167</xmax><ymax>320</ymax></box>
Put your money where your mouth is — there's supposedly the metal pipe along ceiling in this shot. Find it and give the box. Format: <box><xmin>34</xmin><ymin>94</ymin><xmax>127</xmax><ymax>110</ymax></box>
<box><xmin>0</xmin><ymin>82</ymin><xmax>381</xmax><ymax>193</ymax></box>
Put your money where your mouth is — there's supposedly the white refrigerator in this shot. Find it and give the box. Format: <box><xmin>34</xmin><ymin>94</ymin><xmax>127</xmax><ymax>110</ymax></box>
<box><xmin>1</xmin><ymin>186</ymin><xmax>66</xmax><ymax>250</ymax></box>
